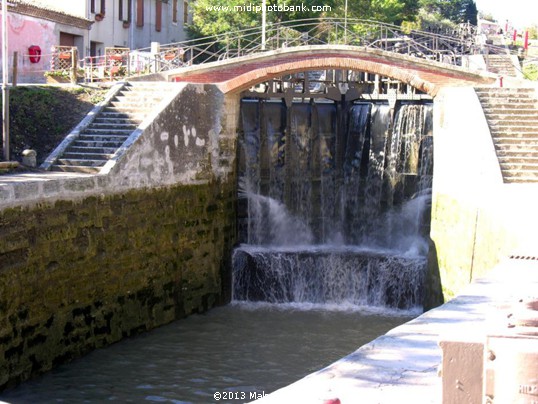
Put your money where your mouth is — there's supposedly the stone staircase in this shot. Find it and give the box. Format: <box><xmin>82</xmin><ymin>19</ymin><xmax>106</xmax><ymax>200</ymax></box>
<box><xmin>485</xmin><ymin>54</ymin><xmax>520</xmax><ymax>77</ymax></box>
<box><xmin>49</xmin><ymin>82</ymin><xmax>176</xmax><ymax>173</ymax></box>
<box><xmin>476</xmin><ymin>87</ymin><xmax>538</xmax><ymax>183</ymax></box>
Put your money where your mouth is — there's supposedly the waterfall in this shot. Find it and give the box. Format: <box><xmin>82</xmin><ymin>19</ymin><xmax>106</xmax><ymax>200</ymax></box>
<box><xmin>235</xmin><ymin>99</ymin><xmax>433</xmax><ymax>310</ymax></box>
<box><xmin>233</xmin><ymin>246</ymin><xmax>425</xmax><ymax>309</ymax></box>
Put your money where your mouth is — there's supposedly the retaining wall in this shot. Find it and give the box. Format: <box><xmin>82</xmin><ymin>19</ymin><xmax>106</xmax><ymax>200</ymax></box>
<box><xmin>430</xmin><ymin>86</ymin><xmax>538</xmax><ymax>300</ymax></box>
<box><xmin>0</xmin><ymin>83</ymin><xmax>238</xmax><ymax>390</ymax></box>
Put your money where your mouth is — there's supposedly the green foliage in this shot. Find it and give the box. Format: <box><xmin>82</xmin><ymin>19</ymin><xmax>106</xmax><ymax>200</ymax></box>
<box><xmin>404</xmin><ymin>8</ymin><xmax>459</xmax><ymax>32</ymax></box>
<box><xmin>527</xmin><ymin>25</ymin><xmax>538</xmax><ymax>40</ymax></box>
<box><xmin>0</xmin><ymin>86</ymin><xmax>106</xmax><ymax>164</ymax></box>
<box><xmin>419</xmin><ymin>0</ymin><xmax>477</xmax><ymax>25</ymax></box>
<box><xmin>523</xmin><ymin>64</ymin><xmax>538</xmax><ymax>81</ymax></box>
<box><xmin>189</xmin><ymin>0</ymin><xmax>421</xmax><ymax>40</ymax></box>
<box><xmin>370</xmin><ymin>0</ymin><xmax>420</xmax><ymax>25</ymax></box>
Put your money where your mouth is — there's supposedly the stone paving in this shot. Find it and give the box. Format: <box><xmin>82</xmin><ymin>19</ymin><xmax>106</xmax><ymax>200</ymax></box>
<box><xmin>251</xmin><ymin>258</ymin><xmax>538</xmax><ymax>404</ymax></box>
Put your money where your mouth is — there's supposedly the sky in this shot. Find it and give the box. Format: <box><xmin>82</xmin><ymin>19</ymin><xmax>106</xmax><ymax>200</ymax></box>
<box><xmin>475</xmin><ymin>0</ymin><xmax>538</xmax><ymax>29</ymax></box>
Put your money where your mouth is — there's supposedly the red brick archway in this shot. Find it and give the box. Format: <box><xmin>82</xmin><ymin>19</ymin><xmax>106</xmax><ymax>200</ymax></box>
<box><xmin>168</xmin><ymin>46</ymin><xmax>497</xmax><ymax>96</ymax></box>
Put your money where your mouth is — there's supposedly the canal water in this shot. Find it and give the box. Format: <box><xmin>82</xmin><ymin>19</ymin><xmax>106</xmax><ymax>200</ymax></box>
<box><xmin>0</xmin><ymin>303</ymin><xmax>414</xmax><ymax>404</ymax></box>
<box><xmin>0</xmin><ymin>98</ymin><xmax>430</xmax><ymax>403</ymax></box>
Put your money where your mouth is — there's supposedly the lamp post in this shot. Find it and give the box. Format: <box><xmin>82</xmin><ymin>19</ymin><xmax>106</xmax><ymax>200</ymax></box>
<box><xmin>2</xmin><ymin>0</ymin><xmax>10</xmax><ymax>161</ymax></box>
<box><xmin>261</xmin><ymin>0</ymin><xmax>266</xmax><ymax>50</ymax></box>
<box><xmin>344</xmin><ymin>0</ymin><xmax>348</xmax><ymax>44</ymax></box>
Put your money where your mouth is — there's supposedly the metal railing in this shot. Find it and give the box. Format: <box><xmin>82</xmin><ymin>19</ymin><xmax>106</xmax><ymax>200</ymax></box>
<box><xmin>47</xmin><ymin>18</ymin><xmax>521</xmax><ymax>82</ymax></box>
<box><xmin>130</xmin><ymin>18</ymin><xmax>506</xmax><ymax>72</ymax></box>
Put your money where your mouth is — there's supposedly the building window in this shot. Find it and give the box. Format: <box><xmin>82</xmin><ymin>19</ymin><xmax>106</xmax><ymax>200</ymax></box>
<box><xmin>127</xmin><ymin>0</ymin><xmax>132</xmax><ymax>22</ymax></box>
<box><xmin>119</xmin><ymin>0</ymin><xmax>131</xmax><ymax>22</ymax></box>
<box><xmin>183</xmin><ymin>1</ymin><xmax>188</xmax><ymax>24</ymax></box>
<box><xmin>173</xmin><ymin>0</ymin><xmax>178</xmax><ymax>23</ymax></box>
<box><xmin>92</xmin><ymin>0</ymin><xmax>106</xmax><ymax>19</ymax></box>
<box><xmin>136</xmin><ymin>0</ymin><xmax>144</xmax><ymax>27</ymax></box>
<box><xmin>156</xmin><ymin>0</ymin><xmax>162</xmax><ymax>32</ymax></box>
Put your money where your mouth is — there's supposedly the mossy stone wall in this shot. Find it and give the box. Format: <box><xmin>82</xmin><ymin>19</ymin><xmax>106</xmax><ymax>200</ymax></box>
<box><xmin>0</xmin><ymin>180</ymin><xmax>236</xmax><ymax>390</ymax></box>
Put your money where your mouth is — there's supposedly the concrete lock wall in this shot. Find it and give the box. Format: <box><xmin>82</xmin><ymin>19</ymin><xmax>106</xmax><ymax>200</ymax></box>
<box><xmin>430</xmin><ymin>86</ymin><xmax>538</xmax><ymax>301</ymax></box>
<box><xmin>0</xmin><ymin>84</ymin><xmax>239</xmax><ymax>390</ymax></box>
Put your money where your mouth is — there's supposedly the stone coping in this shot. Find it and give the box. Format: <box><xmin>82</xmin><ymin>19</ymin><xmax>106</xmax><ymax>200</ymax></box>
<box><xmin>250</xmin><ymin>258</ymin><xmax>538</xmax><ymax>404</ymax></box>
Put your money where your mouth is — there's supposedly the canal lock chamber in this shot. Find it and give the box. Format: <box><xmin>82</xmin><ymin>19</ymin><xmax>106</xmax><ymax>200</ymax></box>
<box><xmin>233</xmin><ymin>79</ymin><xmax>434</xmax><ymax>312</ymax></box>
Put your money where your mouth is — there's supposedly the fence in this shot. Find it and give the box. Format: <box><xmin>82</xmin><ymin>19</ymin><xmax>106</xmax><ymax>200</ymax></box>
<box><xmin>3</xmin><ymin>18</ymin><xmax>525</xmax><ymax>85</ymax></box>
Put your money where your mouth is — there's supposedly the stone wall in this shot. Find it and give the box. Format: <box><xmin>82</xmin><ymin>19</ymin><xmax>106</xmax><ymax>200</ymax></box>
<box><xmin>0</xmin><ymin>83</ymin><xmax>239</xmax><ymax>390</ymax></box>
<box><xmin>0</xmin><ymin>182</ymin><xmax>236</xmax><ymax>390</ymax></box>
<box><xmin>429</xmin><ymin>86</ymin><xmax>538</xmax><ymax>301</ymax></box>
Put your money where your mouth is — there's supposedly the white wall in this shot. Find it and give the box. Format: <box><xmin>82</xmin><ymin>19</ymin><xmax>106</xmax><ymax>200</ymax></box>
<box><xmin>131</xmin><ymin>0</ymin><xmax>188</xmax><ymax>50</ymax></box>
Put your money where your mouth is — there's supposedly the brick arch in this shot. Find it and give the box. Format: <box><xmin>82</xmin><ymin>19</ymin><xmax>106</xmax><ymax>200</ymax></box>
<box><xmin>169</xmin><ymin>46</ymin><xmax>496</xmax><ymax>97</ymax></box>
<box><xmin>220</xmin><ymin>56</ymin><xmax>437</xmax><ymax>95</ymax></box>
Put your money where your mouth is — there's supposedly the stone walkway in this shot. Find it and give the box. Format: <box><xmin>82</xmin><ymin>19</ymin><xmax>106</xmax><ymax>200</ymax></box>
<box><xmin>251</xmin><ymin>258</ymin><xmax>538</xmax><ymax>404</ymax></box>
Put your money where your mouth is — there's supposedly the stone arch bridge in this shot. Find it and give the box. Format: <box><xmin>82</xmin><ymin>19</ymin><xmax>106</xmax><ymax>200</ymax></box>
<box><xmin>164</xmin><ymin>45</ymin><xmax>497</xmax><ymax>96</ymax></box>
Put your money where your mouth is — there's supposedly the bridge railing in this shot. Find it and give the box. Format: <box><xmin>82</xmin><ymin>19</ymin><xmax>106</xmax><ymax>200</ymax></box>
<box><xmin>107</xmin><ymin>18</ymin><xmax>519</xmax><ymax>80</ymax></box>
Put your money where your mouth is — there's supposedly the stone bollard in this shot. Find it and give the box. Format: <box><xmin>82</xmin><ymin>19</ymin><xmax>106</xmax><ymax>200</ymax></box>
<box><xmin>440</xmin><ymin>298</ymin><xmax>538</xmax><ymax>404</ymax></box>
<box><xmin>484</xmin><ymin>299</ymin><xmax>538</xmax><ymax>404</ymax></box>
<box><xmin>22</xmin><ymin>149</ymin><xmax>37</xmax><ymax>167</ymax></box>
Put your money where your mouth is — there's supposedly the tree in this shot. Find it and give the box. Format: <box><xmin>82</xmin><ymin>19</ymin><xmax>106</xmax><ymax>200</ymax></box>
<box><xmin>460</xmin><ymin>0</ymin><xmax>478</xmax><ymax>25</ymax></box>
<box><xmin>418</xmin><ymin>0</ymin><xmax>477</xmax><ymax>24</ymax></box>
<box><xmin>190</xmin><ymin>0</ymin><xmax>336</xmax><ymax>39</ymax></box>
<box><xmin>189</xmin><ymin>0</ymin><xmax>421</xmax><ymax>39</ymax></box>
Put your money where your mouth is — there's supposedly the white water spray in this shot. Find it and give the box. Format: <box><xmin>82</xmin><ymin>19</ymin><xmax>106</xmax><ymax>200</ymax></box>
<box><xmin>235</xmin><ymin>100</ymin><xmax>434</xmax><ymax>310</ymax></box>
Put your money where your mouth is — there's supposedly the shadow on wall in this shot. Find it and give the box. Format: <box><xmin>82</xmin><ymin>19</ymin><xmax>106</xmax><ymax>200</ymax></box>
<box><xmin>0</xmin><ymin>86</ymin><xmax>107</xmax><ymax>165</ymax></box>
<box><xmin>424</xmin><ymin>237</ymin><xmax>444</xmax><ymax>311</ymax></box>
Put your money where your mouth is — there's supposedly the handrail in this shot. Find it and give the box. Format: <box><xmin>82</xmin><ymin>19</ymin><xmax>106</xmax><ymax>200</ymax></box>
<box><xmin>61</xmin><ymin>18</ymin><xmax>520</xmax><ymax>82</ymax></box>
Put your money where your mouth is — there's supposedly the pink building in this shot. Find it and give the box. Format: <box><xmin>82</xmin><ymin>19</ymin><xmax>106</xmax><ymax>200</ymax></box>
<box><xmin>0</xmin><ymin>0</ymin><xmax>92</xmax><ymax>83</ymax></box>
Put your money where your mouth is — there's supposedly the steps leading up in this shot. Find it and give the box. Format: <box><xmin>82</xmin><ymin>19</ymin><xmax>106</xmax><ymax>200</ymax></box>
<box><xmin>49</xmin><ymin>82</ymin><xmax>177</xmax><ymax>173</ymax></box>
<box><xmin>485</xmin><ymin>54</ymin><xmax>520</xmax><ymax>77</ymax></box>
<box><xmin>476</xmin><ymin>87</ymin><xmax>538</xmax><ymax>183</ymax></box>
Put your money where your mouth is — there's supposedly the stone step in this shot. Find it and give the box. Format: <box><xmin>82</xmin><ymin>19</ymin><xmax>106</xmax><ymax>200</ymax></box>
<box><xmin>82</xmin><ymin>128</ymin><xmax>134</xmax><ymax>136</ymax></box>
<box><xmin>99</xmin><ymin>111</ymin><xmax>146</xmax><ymax>121</ymax></box>
<box><xmin>113</xmin><ymin>94</ymin><xmax>165</xmax><ymax>102</ymax></box>
<box><xmin>500</xmin><ymin>162</ymin><xmax>538</xmax><ymax>171</ymax></box>
<box><xmin>72</xmin><ymin>139</ymin><xmax>126</xmax><ymax>148</ymax></box>
<box><xmin>55</xmin><ymin>158</ymin><xmax>107</xmax><ymax>167</ymax></box>
<box><xmin>78</xmin><ymin>132</ymin><xmax>130</xmax><ymax>138</ymax></box>
<box><xmin>494</xmin><ymin>137</ymin><xmax>538</xmax><ymax>145</ymax></box>
<box><xmin>497</xmin><ymin>148</ymin><xmax>538</xmax><ymax>158</ymax></box>
<box><xmin>125</xmin><ymin>82</ymin><xmax>176</xmax><ymax>88</ymax></box>
<box><xmin>480</xmin><ymin>101</ymin><xmax>538</xmax><ymax>108</ymax></box>
<box><xmin>490</xmin><ymin>127</ymin><xmax>538</xmax><ymax>136</ymax></box>
<box><xmin>92</xmin><ymin>114</ymin><xmax>140</xmax><ymax>126</ymax></box>
<box><xmin>50</xmin><ymin>165</ymin><xmax>102</xmax><ymax>174</ymax></box>
<box><xmin>120</xmin><ymin>89</ymin><xmax>174</xmax><ymax>98</ymax></box>
<box><xmin>89</xmin><ymin>122</ymin><xmax>138</xmax><ymax>130</ymax></box>
<box><xmin>488</xmin><ymin>63</ymin><xmax>516</xmax><ymax>68</ymax></box>
<box><xmin>501</xmin><ymin>168</ymin><xmax>538</xmax><ymax>178</ymax></box>
<box><xmin>499</xmin><ymin>158</ymin><xmax>538</xmax><ymax>166</ymax></box>
<box><xmin>109</xmin><ymin>100</ymin><xmax>162</xmax><ymax>109</ymax></box>
<box><xmin>479</xmin><ymin>94</ymin><xmax>537</xmax><ymax>101</ymax></box>
<box><xmin>486</xmin><ymin>114</ymin><xmax>538</xmax><ymax>122</ymax></box>
<box><xmin>476</xmin><ymin>90</ymin><xmax>535</xmax><ymax>98</ymax></box>
<box><xmin>503</xmin><ymin>175</ymin><xmax>538</xmax><ymax>183</ymax></box>
<box><xmin>63</xmin><ymin>151</ymin><xmax>115</xmax><ymax>160</ymax></box>
<box><xmin>488</xmin><ymin>65</ymin><xmax>517</xmax><ymax>70</ymax></box>
<box><xmin>103</xmin><ymin>105</ymin><xmax>153</xmax><ymax>114</ymax></box>
<box><xmin>482</xmin><ymin>107</ymin><xmax>538</xmax><ymax>115</ymax></box>
<box><xmin>68</xmin><ymin>146</ymin><xmax>119</xmax><ymax>155</ymax></box>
